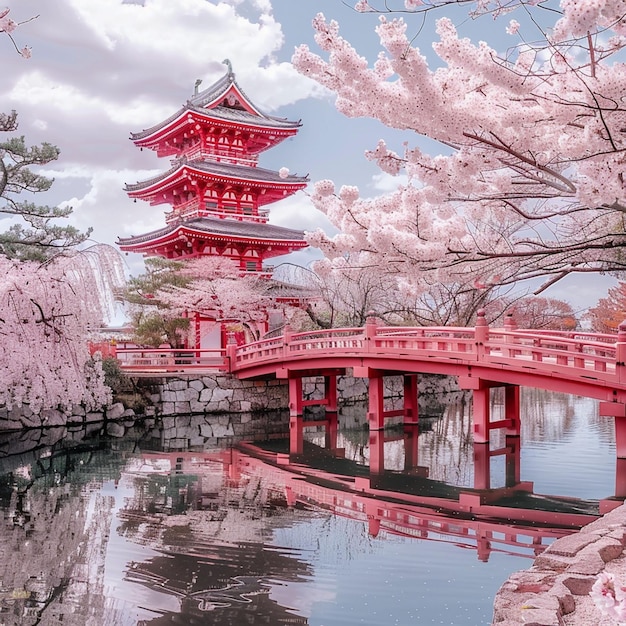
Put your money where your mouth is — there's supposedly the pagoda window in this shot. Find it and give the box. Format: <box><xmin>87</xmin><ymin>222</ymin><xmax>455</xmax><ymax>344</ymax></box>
<box><xmin>221</xmin><ymin>190</ymin><xmax>238</xmax><ymax>215</ymax></box>
<box><xmin>240</xmin><ymin>192</ymin><xmax>254</xmax><ymax>215</ymax></box>
<box><xmin>245</xmin><ymin>260</ymin><xmax>259</xmax><ymax>272</ymax></box>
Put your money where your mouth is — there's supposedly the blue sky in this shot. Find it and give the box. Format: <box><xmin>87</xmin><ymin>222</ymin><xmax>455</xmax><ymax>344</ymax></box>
<box><xmin>1</xmin><ymin>0</ymin><xmax>615</xmax><ymax>313</ymax></box>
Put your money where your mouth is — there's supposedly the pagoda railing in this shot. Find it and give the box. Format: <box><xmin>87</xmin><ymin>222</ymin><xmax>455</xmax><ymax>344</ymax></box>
<box><xmin>115</xmin><ymin>347</ymin><xmax>228</xmax><ymax>373</ymax></box>
<box><xmin>165</xmin><ymin>201</ymin><xmax>269</xmax><ymax>224</ymax></box>
<box><xmin>182</xmin><ymin>146</ymin><xmax>259</xmax><ymax>167</ymax></box>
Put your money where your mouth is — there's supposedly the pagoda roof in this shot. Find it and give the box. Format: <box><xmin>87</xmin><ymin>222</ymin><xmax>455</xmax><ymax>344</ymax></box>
<box><xmin>117</xmin><ymin>216</ymin><xmax>307</xmax><ymax>251</ymax></box>
<box><xmin>125</xmin><ymin>159</ymin><xmax>308</xmax><ymax>201</ymax></box>
<box><xmin>130</xmin><ymin>65</ymin><xmax>301</xmax><ymax>144</ymax></box>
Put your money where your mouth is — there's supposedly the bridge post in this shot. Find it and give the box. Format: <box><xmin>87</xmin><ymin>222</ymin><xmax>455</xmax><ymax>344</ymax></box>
<box><xmin>364</xmin><ymin>312</ymin><xmax>377</xmax><ymax>352</ymax></box>
<box><xmin>617</xmin><ymin>320</ymin><xmax>626</xmax><ymax>385</ymax></box>
<box><xmin>403</xmin><ymin>374</ymin><xmax>418</xmax><ymax>425</ymax></box>
<box><xmin>368</xmin><ymin>373</ymin><xmax>385</xmax><ymax>431</ymax></box>
<box><xmin>472</xmin><ymin>385</ymin><xmax>490</xmax><ymax>444</ymax></box>
<box><xmin>475</xmin><ymin>309</ymin><xmax>489</xmax><ymax>359</ymax></box>
<box><xmin>504</xmin><ymin>312</ymin><xmax>517</xmax><ymax>331</ymax></box>
<box><xmin>283</xmin><ymin>323</ymin><xmax>292</xmax><ymax>360</ymax></box>
<box><xmin>505</xmin><ymin>436</ymin><xmax>521</xmax><ymax>486</ymax></box>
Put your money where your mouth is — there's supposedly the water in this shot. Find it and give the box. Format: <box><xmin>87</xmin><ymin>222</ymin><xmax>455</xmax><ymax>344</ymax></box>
<box><xmin>0</xmin><ymin>390</ymin><xmax>618</xmax><ymax>625</ymax></box>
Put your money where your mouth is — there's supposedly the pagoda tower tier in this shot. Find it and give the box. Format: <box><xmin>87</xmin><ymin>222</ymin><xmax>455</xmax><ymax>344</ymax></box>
<box><xmin>117</xmin><ymin>216</ymin><xmax>308</xmax><ymax>272</ymax></box>
<box><xmin>125</xmin><ymin>160</ymin><xmax>307</xmax><ymax>224</ymax></box>
<box><xmin>130</xmin><ymin>69</ymin><xmax>302</xmax><ymax>161</ymax></box>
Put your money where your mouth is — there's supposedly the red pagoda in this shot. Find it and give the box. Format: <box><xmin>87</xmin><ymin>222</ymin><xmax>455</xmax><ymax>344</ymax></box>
<box><xmin>119</xmin><ymin>61</ymin><xmax>309</xmax><ymax>271</ymax></box>
<box><xmin>118</xmin><ymin>61</ymin><xmax>310</xmax><ymax>348</ymax></box>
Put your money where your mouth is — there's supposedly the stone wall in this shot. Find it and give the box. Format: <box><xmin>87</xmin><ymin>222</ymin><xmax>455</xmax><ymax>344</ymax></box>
<box><xmin>0</xmin><ymin>371</ymin><xmax>460</xmax><ymax>433</ymax></box>
<box><xmin>492</xmin><ymin>503</ymin><xmax>626</xmax><ymax>625</ymax></box>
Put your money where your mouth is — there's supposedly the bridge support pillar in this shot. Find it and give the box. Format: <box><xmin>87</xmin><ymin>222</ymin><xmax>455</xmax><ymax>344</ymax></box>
<box><xmin>368</xmin><ymin>374</ymin><xmax>385</xmax><ymax>431</ymax></box>
<box><xmin>288</xmin><ymin>377</ymin><xmax>304</xmax><ymax>455</ymax></box>
<box><xmin>403</xmin><ymin>374</ymin><xmax>419</xmax><ymax>425</ymax></box>
<box><xmin>369</xmin><ymin>429</ymin><xmax>385</xmax><ymax>475</ymax></box>
<box><xmin>323</xmin><ymin>375</ymin><xmax>339</xmax><ymax>450</ymax></box>
<box><xmin>473</xmin><ymin>442</ymin><xmax>490</xmax><ymax>490</ymax></box>
<box><xmin>505</xmin><ymin>436</ymin><xmax>521</xmax><ymax>486</ymax></box>
<box><xmin>600</xmin><ymin>402</ymin><xmax>626</xmax><ymax>458</ymax></box>
<box><xmin>472</xmin><ymin>386</ymin><xmax>490</xmax><ymax>444</ymax></box>
<box><xmin>505</xmin><ymin>385</ymin><xmax>521</xmax><ymax>437</ymax></box>
<box><xmin>404</xmin><ymin>423</ymin><xmax>419</xmax><ymax>470</ymax></box>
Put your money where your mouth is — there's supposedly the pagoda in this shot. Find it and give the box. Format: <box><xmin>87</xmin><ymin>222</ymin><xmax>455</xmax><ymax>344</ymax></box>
<box><xmin>118</xmin><ymin>60</ymin><xmax>309</xmax><ymax>272</ymax></box>
<box><xmin>118</xmin><ymin>61</ymin><xmax>310</xmax><ymax>348</ymax></box>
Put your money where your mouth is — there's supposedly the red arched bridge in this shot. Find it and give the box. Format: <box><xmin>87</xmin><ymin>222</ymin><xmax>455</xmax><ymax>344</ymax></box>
<box><xmin>115</xmin><ymin>312</ymin><xmax>626</xmax><ymax>456</ymax></box>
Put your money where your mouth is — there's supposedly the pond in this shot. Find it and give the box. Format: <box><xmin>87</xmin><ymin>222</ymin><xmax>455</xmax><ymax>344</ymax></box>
<box><xmin>0</xmin><ymin>389</ymin><xmax>619</xmax><ymax>625</ymax></box>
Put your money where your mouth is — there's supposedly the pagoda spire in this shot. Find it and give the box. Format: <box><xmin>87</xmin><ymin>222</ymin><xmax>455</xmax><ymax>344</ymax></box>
<box><xmin>222</xmin><ymin>58</ymin><xmax>233</xmax><ymax>78</ymax></box>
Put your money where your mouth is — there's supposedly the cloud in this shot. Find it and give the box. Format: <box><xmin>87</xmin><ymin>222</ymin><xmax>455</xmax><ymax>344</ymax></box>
<box><xmin>1</xmin><ymin>0</ymin><xmax>328</xmax><ymax>268</ymax></box>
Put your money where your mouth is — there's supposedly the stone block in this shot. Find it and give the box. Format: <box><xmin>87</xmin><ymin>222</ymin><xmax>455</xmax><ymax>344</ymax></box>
<box><xmin>161</xmin><ymin>390</ymin><xmax>177</xmax><ymax>402</ymax></box>
<box><xmin>201</xmin><ymin>377</ymin><xmax>218</xmax><ymax>389</ymax></box>
<box><xmin>174</xmin><ymin>401</ymin><xmax>191</xmax><ymax>415</ymax></box>
<box><xmin>543</xmin><ymin>533</ymin><xmax>598</xmax><ymax>558</ymax></box>
<box><xmin>189</xmin><ymin>400</ymin><xmax>207</xmax><ymax>414</ymax></box>
<box><xmin>200</xmin><ymin>424</ymin><xmax>213</xmax><ymax>437</ymax></box>
<box><xmin>42</xmin><ymin>409</ymin><xmax>66</xmax><ymax>427</ymax></box>
<box><xmin>564</xmin><ymin>552</ymin><xmax>604</xmax><ymax>576</ymax></box>
<box><xmin>593</xmin><ymin>536</ymin><xmax>624</xmax><ymax>562</ymax></box>
<box><xmin>106</xmin><ymin>422</ymin><xmax>126</xmax><ymax>437</ymax></box>
<box><xmin>212</xmin><ymin>387</ymin><xmax>232</xmax><ymax>403</ymax></box>
<box><xmin>106</xmin><ymin>403</ymin><xmax>125</xmax><ymax>420</ymax></box>
<box><xmin>558</xmin><ymin>573</ymin><xmax>596</xmax><ymax>596</ymax></box>
<box><xmin>199</xmin><ymin>388</ymin><xmax>213</xmax><ymax>403</ymax></box>
<box><xmin>167</xmin><ymin>380</ymin><xmax>189</xmax><ymax>391</ymax></box>
<box><xmin>162</xmin><ymin>402</ymin><xmax>175</xmax><ymax>415</ymax></box>
<box><xmin>189</xmin><ymin>379</ymin><xmax>205</xmax><ymax>392</ymax></box>
<box><xmin>533</xmin><ymin>554</ymin><xmax>570</xmax><ymax>573</ymax></box>
<box><xmin>212</xmin><ymin>423</ymin><xmax>234</xmax><ymax>438</ymax></box>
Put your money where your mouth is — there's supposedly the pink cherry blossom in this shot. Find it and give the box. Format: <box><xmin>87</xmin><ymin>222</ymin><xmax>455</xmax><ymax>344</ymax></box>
<box><xmin>292</xmin><ymin>3</ymin><xmax>626</xmax><ymax>296</ymax></box>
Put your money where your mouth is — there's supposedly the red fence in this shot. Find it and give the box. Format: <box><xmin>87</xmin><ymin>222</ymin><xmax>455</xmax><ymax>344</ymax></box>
<box><xmin>111</xmin><ymin>316</ymin><xmax>626</xmax><ymax>397</ymax></box>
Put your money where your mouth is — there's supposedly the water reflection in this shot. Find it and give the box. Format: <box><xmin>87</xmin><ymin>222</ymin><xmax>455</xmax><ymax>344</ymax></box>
<box><xmin>0</xmin><ymin>391</ymin><xmax>620</xmax><ymax>625</ymax></box>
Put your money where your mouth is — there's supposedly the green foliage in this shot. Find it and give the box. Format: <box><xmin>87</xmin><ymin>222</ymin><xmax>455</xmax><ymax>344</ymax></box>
<box><xmin>101</xmin><ymin>356</ymin><xmax>128</xmax><ymax>394</ymax></box>
<box><xmin>131</xmin><ymin>312</ymin><xmax>190</xmax><ymax>348</ymax></box>
<box><xmin>123</xmin><ymin>258</ymin><xmax>192</xmax><ymax>347</ymax></box>
<box><xmin>0</xmin><ymin>111</ymin><xmax>91</xmax><ymax>260</ymax></box>
<box><xmin>124</xmin><ymin>257</ymin><xmax>190</xmax><ymax>306</ymax></box>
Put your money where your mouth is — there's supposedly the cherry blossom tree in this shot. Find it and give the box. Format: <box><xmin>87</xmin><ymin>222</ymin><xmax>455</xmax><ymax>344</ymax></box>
<box><xmin>490</xmin><ymin>295</ymin><xmax>578</xmax><ymax>330</ymax></box>
<box><xmin>0</xmin><ymin>245</ymin><xmax>125</xmax><ymax>413</ymax></box>
<box><xmin>126</xmin><ymin>257</ymin><xmax>284</xmax><ymax>345</ymax></box>
<box><xmin>293</xmin><ymin>0</ymin><xmax>626</xmax><ymax>300</ymax></box>
<box><xmin>0</xmin><ymin>7</ymin><xmax>33</xmax><ymax>58</ymax></box>
<box><xmin>586</xmin><ymin>281</ymin><xmax>626</xmax><ymax>332</ymax></box>
<box><xmin>0</xmin><ymin>8</ymin><xmax>125</xmax><ymax>415</ymax></box>
<box><xmin>155</xmin><ymin>257</ymin><xmax>279</xmax><ymax>342</ymax></box>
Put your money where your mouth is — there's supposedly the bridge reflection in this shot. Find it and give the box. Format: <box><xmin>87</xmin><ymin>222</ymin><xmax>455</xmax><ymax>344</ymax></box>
<box><xmin>132</xmin><ymin>429</ymin><xmax>626</xmax><ymax>566</ymax></box>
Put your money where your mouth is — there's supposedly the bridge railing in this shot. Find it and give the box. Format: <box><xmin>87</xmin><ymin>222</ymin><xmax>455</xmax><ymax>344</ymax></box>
<box><xmin>229</xmin><ymin>317</ymin><xmax>626</xmax><ymax>387</ymax></box>
<box><xmin>483</xmin><ymin>330</ymin><xmax>616</xmax><ymax>377</ymax></box>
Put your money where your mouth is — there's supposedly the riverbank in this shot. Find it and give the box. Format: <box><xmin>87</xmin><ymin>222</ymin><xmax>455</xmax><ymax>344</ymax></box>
<box><xmin>493</xmin><ymin>502</ymin><xmax>626</xmax><ymax>625</ymax></box>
